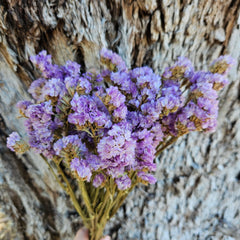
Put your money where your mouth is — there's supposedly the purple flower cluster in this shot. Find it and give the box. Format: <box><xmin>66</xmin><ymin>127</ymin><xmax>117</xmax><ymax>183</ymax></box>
<box><xmin>7</xmin><ymin>50</ymin><xmax>234</xmax><ymax>190</ymax></box>
<box><xmin>7</xmin><ymin>132</ymin><xmax>21</xmax><ymax>152</ymax></box>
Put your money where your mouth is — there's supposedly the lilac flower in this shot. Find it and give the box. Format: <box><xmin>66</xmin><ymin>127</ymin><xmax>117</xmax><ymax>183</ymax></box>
<box><xmin>63</xmin><ymin>60</ymin><xmax>81</xmax><ymax>77</ymax></box>
<box><xmin>24</xmin><ymin>101</ymin><xmax>55</xmax><ymax>156</ymax></box>
<box><xmin>100</xmin><ymin>48</ymin><xmax>127</xmax><ymax>72</ymax></box>
<box><xmin>30</xmin><ymin>50</ymin><xmax>63</xmax><ymax>79</ymax></box>
<box><xmin>16</xmin><ymin>101</ymin><xmax>32</xmax><ymax>116</ymax></box>
<box><xmin>110</xmin><ymin>71</ymin><xmax>138</xmax><ymax>98</ymax></box>
<box><xmin>162</xmin><ymin>56</ymin><xmax>194</xmax><ymax>79</ymax></box>
<box><xmin>97</xmin><ymin>123</ymin><xmax>136</xmax><ymax>179</ymax></box>
<box><xmin>106</xmin><ymin>86</ymin><xmax>126</xmax><ymax>108</ymax></box>
<box><xmin>93</xmin><ymin>174</ymin><xmax>106</xmax><ymax>188</ymax></box>
<box><xmin>209</xmin><ymin>55</ymin><xmax>236</xmax><ymax>75</ymax></box>
<box><xmin>113</xmin><ymin>104</ymin><xmax>128</xmax><ymax>120</ymax></box>
<box><xmin>42</xmin><ymin>78</ymin><xmax>67</xmax><ymax>99</ymax></box>
<box><xmin>68</xmin><ymin>93</ymin><xmax>111</xmax><ymax>128</ymax></box>
<box><xmin>137</xmin><ymin>171</ymin><xmax>157</xmax><ymax>184</ymax></box>
<box><xmin>28</xmin><ymin>78</ymin><xmax>47</xmax><ymax>102</ymax></box>
<box><xmin>115</xmin><ymin>175</ymin><xmax>131</xmax><ymax>190</ymax></box>
<box><xmin>157</xmin><ymin>80</ymin><xmax>183</xmax><ymax>112</ymax></box>
<box><xmin>7</xmin><ymin>132</ymin><xmax>21</xmax><ymax>152</ymax></box>
<box><xmin>70</xmin><ymin>158</ymin><xmax>92</xmax><ymax>181</ymax></box>
<box><xmin>53</xmin><ymin>135</ymin><xmax>86</xmax><ymax>156</ymax></box>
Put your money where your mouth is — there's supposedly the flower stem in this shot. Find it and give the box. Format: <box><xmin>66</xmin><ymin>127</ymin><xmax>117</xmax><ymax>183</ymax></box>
<box><xmin>41</xmin><ymin>155</ymin><xmax>88</xmax><ymax>224</ymax></box>
<box><xmin>78</xmin><ymin>181</ymin><xmax>95</xmax><ymax>217</ymax></box>
<box><xmin>155</xmin><ymin>136</ymin><xmax>178</xmax><ymax>157</ymax></box>
<box><xmin>40</xmin><ymin>154</ymin><xmax>67</xmax><ymax>192</ymax></box>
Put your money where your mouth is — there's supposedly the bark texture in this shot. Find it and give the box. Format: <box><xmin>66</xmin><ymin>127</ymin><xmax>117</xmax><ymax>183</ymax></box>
<box><xmin>0</xmin><ymin>0</ymin><xmax>240</xmax><ymax>239</ymax></box>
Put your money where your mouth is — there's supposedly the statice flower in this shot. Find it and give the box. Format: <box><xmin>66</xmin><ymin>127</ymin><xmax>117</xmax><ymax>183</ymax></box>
<box><xmin>157</xmin><ymin>80</ymin><xmax>183</xmax><ymax>117</ymax></box>
<box><xmin>42</xmin><ymin>78</ymin><xmax>66</xmax><ymax>100</ymax></box>
<box><xmin>133</xmin><ymin>129</ymin><xmax>156</xmax><ymax>171</ymax></box>
<box><xmin>93</xmin><ymin>174</ymin><xmax>106</xmax><ymax>188</ymax></box>
<box><xmin>70</xmin><ymin>158</ymin><xmax>92</xmax><ymax>181</ymax></box>
<box><xmin>100</xmin><ymin>48</ymin><xmax>127</xmax><ymax>72</ymax></box>
<box><xmin>97</xmin><ymin>123</ymin><xmax>136</xmax><ymax>177</ymax></box>
<box><xmin>53</xmin><ymin>135</ymin><xmax>87</xmax><ymax>158</ymax></box>
<box><xmin>30</xmin><ymin>50</ymin><xmax>63</xmax><ymax>79</ymax></box>
<box><xmin>30</xmin><ymin>50</ymin><xmax>52</xmax><ymax>74</ymax></box>
<box><xmin>209</xmin><ymin>73</ymin><xmax>229</xmax><ymax>90</ymax></box>
<box><xmin>28</xmin><ymin>78</ymin><xmax>47</xmax><ymax>102</ymax></box>
<box><xmin>115</xmin><ymin>175</ymin><xmax>131</xmax><ymax>190</ymax></box>
<box><xmin>24</xmin><ymin>101</ymin><xmax>55</xmax><ymax>157</ymax></box>
<box><xmin>110</xmin><ymin>71</ymin><xmax>138</xmax><ymax>98</ymax></box>
<box><xmin>16</xmin><ymin>100</ymin><xmax>32</xmax><ymax>116</ymax></box>
<box><xmin>209</xmin><ymin>55</ymin><xmax>236</xmax><ymax>75</ymax></box>
<box><xmin>106</xmin><ymin>86</ymin><xmax>126</xmax><ymax>108</ymax></box>
<box><xmin>162</xmin><ymin>56</ymin><xmax>194</xmax><ymax>79</ymax></box>
<box><xmin>7</xmin><ymin>132</ymin><xmax>29</xmax><ymax>153</ymax></box>
<box><xmin>7</xmin><ymin>132</ymin><xmax>21</xmax><ymax>151</ymax></box>
<box><xmin>131</xmin><ymin>66</ymin><xmax>161</xmax><ymax>97</ymax></box>
<box><xmin>63</xmin><ymin>60</ymin><xmax>81</xmax><ymax>77</ymax></box>
<box><xmin>68</xmin><ymin>93</ymin><xmax>111</xmax><ymax>129</ymax></box>
<box><xmin>137</xmin><ymin>171</ymin><xmax>157</xmax><ymax>184</ymax></box>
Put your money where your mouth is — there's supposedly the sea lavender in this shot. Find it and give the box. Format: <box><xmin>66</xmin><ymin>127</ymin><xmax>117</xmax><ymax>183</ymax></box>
<box><xmin>7</xmin><ymin>50</ymin><xmax>235</xmax><ymax>240</ymax></box>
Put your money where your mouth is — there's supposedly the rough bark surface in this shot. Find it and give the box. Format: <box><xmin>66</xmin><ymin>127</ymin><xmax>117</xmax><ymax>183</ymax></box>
<box><xmin>0</xmin><ymin>0</ymin><xmax>240</xmax><ymax>239</ymax></box>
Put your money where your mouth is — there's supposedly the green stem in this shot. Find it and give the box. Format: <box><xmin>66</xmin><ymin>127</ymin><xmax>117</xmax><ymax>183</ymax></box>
<box><xmin>97</xmin><ymin>188</ymin><xmax>111</xmax><ymax>218</ymax></box>
<box><xmin>57</xmin><ymin>165</ymin><xmax>87</xmax><ymax>222</ymax></box>
<box><xmin>92</xmin><ymin>187</ymin><xmax>100</xmax><ymax>209</ymax></box>
<box><xmin>155</xmin><ymin>137</ymin><xmax>178</xmax><ymax>157</ymax></box>
<box><xmin>78</xmin><ymin>181</ymin><xmax>95</xmax><ymax>216</ymax></box>
<box><xmin>40</xmin><ymin>154</ymin><xmax>67</xmax><ymax>192</ymax></box>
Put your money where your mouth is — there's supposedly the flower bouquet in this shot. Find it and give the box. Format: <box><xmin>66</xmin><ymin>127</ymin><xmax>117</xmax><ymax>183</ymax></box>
<box><xmin>7</xmin><ymin>49</ymin><xmax>235</xmax><ymax>240</ymax></box>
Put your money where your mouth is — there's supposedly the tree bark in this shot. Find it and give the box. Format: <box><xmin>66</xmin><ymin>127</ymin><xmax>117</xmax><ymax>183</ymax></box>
<box><xmin>0</xmin><ymin>0</ymin><xmax>240</xmax><ymax>239</ymax></box>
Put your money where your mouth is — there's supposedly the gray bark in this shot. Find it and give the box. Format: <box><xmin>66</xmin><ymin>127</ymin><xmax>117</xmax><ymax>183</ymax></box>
<box><xmin>0</xmin><ymin>0</ymin><xmax>240</xmax><ymax>239</ymax></box>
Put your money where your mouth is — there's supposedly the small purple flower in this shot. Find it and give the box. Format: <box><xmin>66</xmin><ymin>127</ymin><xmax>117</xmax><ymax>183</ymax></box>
<box><xmin>113</xmin><ymin>104</ymin><xmax>128</xmax><ymax>120</ymax></box>
<box><xmin>53</xmin><ymin>135</ymin><xmax>86</xmax><ymax>156</ymax></box>
<box><xmin>93</xmin><ymin>174</ymin><xmax>106</xmax><ymax>188</ymax></box>
<box><xmin>106</xmin><ymin>86</ymin><xmax>126</xmax><ymax>108</ymax></box>
<box><xmin>209</xmin><ymin>55</ymin><xmax>236</xmax><ymax>75</ymax></box>
<box><xmin>115</xmin><ymin>175</ymin><xmax>131</xmax><ymax>190</ymax></box>
<box><xmin>30</xmin><ymin>50</ymin><xmax>52</xmax><ymax>72</ymax></box>
<box><xmin>28</xmin><ymin>78</ymin><xmax>47</xmax><ymax>102</ymax></box>
<box><xmin>209</xmin><ymin>73</ymin><xmax>229</xmax><ymax>90</ymax></box>
<box><xmin>30</xmin><ymin>51</ymin><xmax>63</xmax><ymax>79</ymax></box>
<box><xmin>42</xmin><ymin>78</ymin><xmax>66</xmax><ymax>99</ymax></box>
<box><xmin>162</xmin><ymin>56</ymin><xmax>194</xmax><ymax>79</ymax></box>
<box><xmin>110</xmin><ymin>71</ymin><xmax>138</xmax><ymax>98</ymax></box>
<box><xmin>7</xmin><ymin>132</ymin><xmax>21</xmax><ymax>152</ymax></box>
<box><xmin>70</xmin><ymin>93</ymin><xmax>111</xmax><ymax>128</ymax></box>
<box><xmin>157</xmin><ymin>80</ymin><xmax>183</xmax><ymax>112</ymax></box>
<box><xmin>100</xmin><ymin>48</ymin><xmax>127</xmax><ymax>72</ymax></box>
<box><xmin>16</xmin><ymin>101</ymin><xmax>32</xmax><ymax>115</ymax></box>
<box><xmin>78</xmin><ymin>77</ymin><xmax>92</xmax><ymax>94</ymax></box>
<box><xmin>9</xmin><ymin>50</ymin><xmax>232</xmax><ymax>193</ymax></box>
<box><xmin>137</xmin><ymin>171</ymin><xmax>157</xmax><ymax>184</ymax></box>
<box><xmin>63</xmin><ymin>60</ymin><xmax>81</xmax><ymax>77</ymax></box>
<box><xmin>70</xmin><ymin>158</ymin><xmax>92</xmax><ymax>181</ymax></box>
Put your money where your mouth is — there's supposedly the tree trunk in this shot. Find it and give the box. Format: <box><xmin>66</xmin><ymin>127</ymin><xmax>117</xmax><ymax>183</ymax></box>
<box><xmin>0</xmin><ymin>0</ymin><xmax>240</xmax><ymax>239</ymax></box>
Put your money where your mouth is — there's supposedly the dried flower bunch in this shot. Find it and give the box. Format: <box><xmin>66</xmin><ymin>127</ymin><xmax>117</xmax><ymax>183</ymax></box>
<box><xmin>7</xmin><ymin>49</ymin><xmax>235</xmax><ymax>239</ymax></box>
